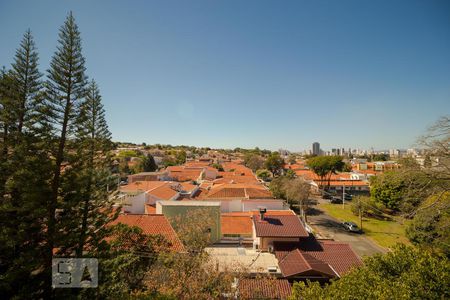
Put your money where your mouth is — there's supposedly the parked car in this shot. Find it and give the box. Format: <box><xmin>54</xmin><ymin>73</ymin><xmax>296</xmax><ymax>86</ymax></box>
<box><xmin>343</xmin><ymin>193</ymin><xmax>353</xmax><ymax>200</ymax></box>
<box><xmin>323</xmin><ymin>193</ymin><xmax>332</xmax><ymax>200</ymax></box>
<box><xmin>342</xmin><ymin>221</ymin><xmax>361</xmax><ymax>233</ymax></box>
<box><xmin>330</xmin><ymin>196</ymin><xmax>342</xmax><ymax>204</ymax></box>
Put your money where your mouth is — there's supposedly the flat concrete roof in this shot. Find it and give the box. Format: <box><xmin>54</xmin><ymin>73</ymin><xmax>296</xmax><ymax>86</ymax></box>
<box><xmin>206</xmin><ymin>246</ymin><xmax>280</xmax><ymax>274</ymax></box>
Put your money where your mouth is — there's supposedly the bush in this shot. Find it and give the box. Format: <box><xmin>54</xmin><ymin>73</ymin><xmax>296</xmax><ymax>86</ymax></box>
<box><xmin>351</xmin><ymin>196</ymin><xmax>385</xmax><ymax>219</ymax></box>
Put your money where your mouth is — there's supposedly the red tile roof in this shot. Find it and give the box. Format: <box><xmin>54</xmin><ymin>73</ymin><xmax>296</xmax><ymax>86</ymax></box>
<box><xmin>253</xmin><ymin>215</ymin><xmax>309</xmax><ymax>238</ymax></box>
<box><xmin>239</xmin><ymin>278</ymin><xmax>292</xmax><ymax>300</ymax></box>
<box><xmin>324</xmin><ymin>180</ymin><xmax>369</xmax><ymax>187</ymax></box>
<box><xmin>110</xmin><ymin>214</ymin><xmax>184</xmax><ymax>252</ymax></box>
<box><xmin>221</xmin><ymin>215</ymin><xmax>253</xmax><ymax>235</ymax></box>
<box><xmin>121</xmin><ymin>181</ymin><xmax>197</xmax><ymax>200</ymax></box>
<box><xmin>274</xmin><ymin>239</ymin><xmax>362</xmax><ymax>277</ymax></box>
<box><xmin>196</xmin><ymin>183</ymin><xmax>273</xmax><ymax>200</ymax></box>
<box><xmin>145</xmin><ymin>204</ymin><xmax>156</xmax><ymax>214</ymax></box>
<box><xmin>120</xmin><ymin>181</ymin><xmax>166</xmax><ymax>192</ymax></box>
<box><xmin>278</xmin><ymin>248</ymin><xmax>337</xmax><ymax>278</ymax></box>
<box><xmin>222</xmin><ymin>210</ymin><xmax>295</xmax><ymax>217</ymax></box>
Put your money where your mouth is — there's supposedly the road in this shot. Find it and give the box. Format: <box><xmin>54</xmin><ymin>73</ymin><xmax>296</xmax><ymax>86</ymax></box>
<box><xmin>306</xmin><ymin>197</ymin><xmax>387</xmax><ymax>257</ymax></box>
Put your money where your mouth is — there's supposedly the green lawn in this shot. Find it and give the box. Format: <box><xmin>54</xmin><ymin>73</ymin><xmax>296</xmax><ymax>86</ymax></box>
<box><xmin>318</xmin><ymin>202</ymin><xmax>410</xmax><ymax>249</ymax></box>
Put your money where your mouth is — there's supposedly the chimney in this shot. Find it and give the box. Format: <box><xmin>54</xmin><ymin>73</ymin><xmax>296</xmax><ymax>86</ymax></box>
<box><xmin>259</xmin><ymin>207</ymin><xmax>267</xmax><ymax>221</ymax></box>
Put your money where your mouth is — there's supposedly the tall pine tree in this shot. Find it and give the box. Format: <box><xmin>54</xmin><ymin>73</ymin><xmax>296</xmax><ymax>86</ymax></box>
<box><xmin>0</xmin><ymin>31</ymin><xmax>51</xmax><ymax>298</ymax></box>
<box><xmin>61</xmin><ymin>79</ymin><xmax>117</xmax><ymax>258</ymax></box>
<box><xmin>11</xmin><ymin>29</ymin><xmax>42</xmax><ymax>135</ymax></box>
<box><xmin>42</xmin><ymin>12</ymin><xmax>87</xmax><ymax>295</ymax></box>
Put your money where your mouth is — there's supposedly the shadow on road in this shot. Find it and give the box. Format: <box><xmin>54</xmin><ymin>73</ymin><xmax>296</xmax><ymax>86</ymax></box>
<box><xmin>313</xmin><ymin>219</ymin><xmax>346</xmax><ymax>231</ymax></box>
<box><xmin>306</xmin><ymin>207</ymin><xmax>324</xmax><ymax>216</ymax></box>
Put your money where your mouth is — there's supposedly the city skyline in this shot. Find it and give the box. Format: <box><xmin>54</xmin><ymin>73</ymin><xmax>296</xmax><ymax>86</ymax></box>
<box><xmin>1</xmin><ymin>0</ymin><xmax>449</xmax><ymax>150</ymax></box>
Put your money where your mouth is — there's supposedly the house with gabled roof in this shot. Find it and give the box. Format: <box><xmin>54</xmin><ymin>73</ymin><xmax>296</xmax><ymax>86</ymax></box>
<box><xmin>252</xmin><ymin>210</ymin><xmax>309</xmax><ymax>251</ymax></box>
<box><xmin>273</xmin><ymin>237</ymin><xmax>362</xmax><ymax>281</ymax></box>
<box><xmin>109</xmin><ymin>214</ymin><xmax>185</xmax><ymax>252</ymax></box>
<box><xmin>238</xmin><ymin>278</ymin><xmax>292</xmax><ymax>300</ymax></box>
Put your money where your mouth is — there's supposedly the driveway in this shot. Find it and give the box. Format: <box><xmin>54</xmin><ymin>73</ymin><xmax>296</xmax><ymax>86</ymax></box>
<box><xmin>306</xmin><ymin>197</ymin><xmax>387</xmax><ymax>257</ymax></box>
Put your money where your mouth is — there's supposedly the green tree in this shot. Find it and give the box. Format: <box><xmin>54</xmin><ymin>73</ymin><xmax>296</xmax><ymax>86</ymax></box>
<box><xmin>269</xmin><ymin>176</ymin><xmax>289</xmax><ymax>199</ymax></box>
<box><xmin>162</xmin><ymin>155</ymin><xmax>176</xmax><ymax>167</ymax></box>
<box><xmin>264</xmin><ymin>152</ymin><xmax>284</xmax><ymax>177</ymax></box>
<box><xmin>406</xmin><ymin>192</ymin><xmax>450</xmax><ymax>257</ymax></box>
<box><xmin>284</xmin><ymin>178</ymin><xmax>311</xmax><ymax>221</ymax></box>
<box><xmin>146</xmin><ymin>209</ymin><xmax>243</xmax><ymax>300</ymax></box>
<box><xmin>372</xmin><ymin>153</ymin><xmax>390</xmax><ymax>161</ymax></box>
<box><xmin>256</xmin><ymin>169</ymin><xmax>271</xmax><ymax>181</ymax></box>
<box><xmin>41</xmin><ymin>12</ymin><xmax>88</xmax><ymax>294</ymax></box>
<box><xmin>211</xmin><ymin>163</ymin><xmax>224</xmax><ymax>171</ymax></box>
<box><xmin>142</xmin><ymin>153</ymin><xmax>158</xmax><ymax>172</ymax></box>
<box><xmin>68</xmin><ymin>80</ymin><xmax>117</xmax><ymax>258</ymax></box>
<box><xmin>290</xmin><ymin>245</ymin><xmax>450</xmax><ymax>300</ymax></box>
<box><xmin>287</xmin><ymin>154</ymin><xmax>297</xmax><ymax>164</ymax></box>
<box><xmin>307</xmin><ymin>156</ymin><xmax>345</xmax><ymax>189</ymax></box>
<box><xmin>0</xmin><ymin>31</ymin><xmax>50</xmax><ymax>298</ymax></box>
<box><xmin>176</xmin><ymin>150</ymin><xmax>187</xmax><ymax>164</ymax></box>
<box><xmin>10</xmin><ymin>30</ymin><xmax>43</xmax><ymax>135</ymax></box>
<box><xmin>369</xmin><ymin>171</ymin><xmax>405</xmax><ymax>211</ymax></box>
<box><xmin>170</xmin><ymin>208</ymin><xmax>217</xmax><ymax>254</ymax></box>
<box><xmin>80</xmin><ymin>224</ymin><xmax>171</xmax><ymax>299</ymax></box>
<box><xmin>244</xmin><ymin>153</ymin><xmax>264</xmax><ymax>172</ymax></box>
<box><xmin>285</xmin><ymin>169</ymin><xmax>296</xmax><ymax>179</ymax></box>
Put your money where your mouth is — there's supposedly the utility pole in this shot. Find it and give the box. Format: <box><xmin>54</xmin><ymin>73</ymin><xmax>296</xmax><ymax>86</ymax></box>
<box><xmin>359</xmin><ymin>198</ymin><xmax>363</xmax><ymax>231</ymax></box>
<box><xmin>342</xmin><ymin>184</ymin><xmax>345</xmax><ymax>209</ymax></box>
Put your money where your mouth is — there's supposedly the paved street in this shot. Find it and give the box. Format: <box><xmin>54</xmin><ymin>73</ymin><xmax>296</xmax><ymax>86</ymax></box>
<box><xmin>306</xmin><ymin>197</ymin><xmax>387</xmax><ymax>257</ymax></box>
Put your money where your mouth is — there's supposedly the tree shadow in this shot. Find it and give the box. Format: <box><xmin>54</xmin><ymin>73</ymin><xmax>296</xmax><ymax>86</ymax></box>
<box><xmin>306</xmin><ymin>207</ymin><xmax>324</xmax><ymax>216</ymax></box>
<box><xmin>313</xmin><ymin>219</ymin><xmax>346</xmax><ymax>232</ymax></box>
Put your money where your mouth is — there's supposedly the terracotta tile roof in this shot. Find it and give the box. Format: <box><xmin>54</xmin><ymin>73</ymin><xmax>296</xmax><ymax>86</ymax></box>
<box><xmin>208</xmin><ymin>187</ymin><xmax>246</xmax><ymax>198</ymax></box>
<box><xmin>353</xmin><ymin>169</ymin><xmax>378</xmax><ymax>175</ymax></box>
<box><xmin>168</xmin><ymin>170</ymin><xmax>202</xmax><ymax>182</ymax></box>
<box><xmin>253</xmin><ymin>215</ymin><xmax>309</xmax><ymax>238</ymax></box>
<box><xmin>165</xmin><ymin>165</ymin><xmax>204</xmax><ymax>182</ymax></box>
<box><xmin>221</xmin><ymin>215</ymin><xmax>253</xmax><ymax>235</ymax></box>
<box><xmin>165</xmin><ymin>166</ymin><xmax>185</xmax><ymax>172</ymax></box>
<box><xmin>278</xmin><ymin>248</ymin><xmax>337</xmax><ymax>278</ymax></box>
<box><xmin>285</xmin><ymin>163</ymin><xmax>305</xmax><ymax>170</ymax></box>
<box><xmin>121</xmin><ymin>181</ymin><xmax>198</xmax><ymax>200</ymax></box>
<box><xmin>274</xmin><ymin>238</ymin><xmax>362</xmax><ymax>277</ymax></box>
<box><xmin>307</xmin><ymin>241</ymin><xmax>363</xmax><ymax>275</ymax></box>
<box><xmin>196</xmin><ymin>183</ymin><xmax>273</xmax><ymax>200</ymax></box>
<box><xmin>110</xmin><ymin>214</ymin><xmax>184</xmax><ymax>252</ymax></box>
<box><xmin>184</xmin><ymin>161</ymin><xmax>211</xmax><ymax>167</ymax></box>
<box><xmin>145</xmin><ymin>204</ymin><xmax>156</xmax><ymax>214</ymax></box>
<box><xmin>246</xmin><ymin>188</ymin><xmax>273</xmax><ymax>199</ymax></box>
<box><xmin>239</xmin><ymin>278</ymin><xmax>292</xmax><ymax>300</ymax></box>
<box><xmin>324</xmin><ymin>180</ymin><xmax>369</xmax><ymax>187</ymax></box>
<box><xmin>120</xmin><ymin>181</ymin><xmax>166</xmax><ymax>192</ymax></box>
<box><xmin>222</xmin><ymin>210</ymin><xmax>295</xmax><ymax>217</ymax></box>
<box><xmin>148</xmin><ymin>184</ymin><xmax>179</xmax><ymax>200</ymax></box>
<box><xmin>212</xmin><ymin>176</ymin><xmax>260</xmax><ymax>184</ymax></box>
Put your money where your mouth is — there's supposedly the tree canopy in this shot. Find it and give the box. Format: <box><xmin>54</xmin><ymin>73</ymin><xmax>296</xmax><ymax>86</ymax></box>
<box><xmin>290</xmin><ymin>245</ymin><xmax>450</xmax><ymax>300</ymax></box>
<box><xmin>142</xmin><ymin>153</ymin><xmax>158</xmax><ymax>172</ymax></box>
<box><xmin>307</xmin><ymin>155</ymin><xmax>345</xmax><ymax>188</ymax></box>
<box><xmin>264</xmin><ymin>152</ymin><xmax>285</xmax><ymax>176</ymax></box>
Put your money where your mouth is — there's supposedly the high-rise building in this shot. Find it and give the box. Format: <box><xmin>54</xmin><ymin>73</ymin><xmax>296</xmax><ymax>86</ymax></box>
<box><xmin>312</xmin><ymin>142</ymin><xmax>320</xmax><ymax>156</ymax></box>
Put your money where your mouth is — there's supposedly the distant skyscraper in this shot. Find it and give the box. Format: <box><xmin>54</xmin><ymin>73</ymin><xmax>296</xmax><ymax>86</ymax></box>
<box><xmin>312</xmin><ymin>142</ymin><xmax>320</xmax><ymax>156</ymax></box>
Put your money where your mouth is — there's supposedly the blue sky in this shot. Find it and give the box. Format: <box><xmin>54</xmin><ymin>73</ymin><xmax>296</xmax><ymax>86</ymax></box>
<box><xmin>1</xmin><ymin>0</ymin><xmax>449</xmax><ymax>151</ymax></box>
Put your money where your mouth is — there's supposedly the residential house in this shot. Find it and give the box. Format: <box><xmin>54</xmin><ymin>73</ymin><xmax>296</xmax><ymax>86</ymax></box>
<box><xmin>238</xmin><ymin>278</ymin><xmax>292</xmax><ymax>300</ymax></box>
<box><xmin>252</xmin><ymin>210</ymin><xmax>309</xmax><ymax>251</ymax></box>
<box><xmin>156</xmin><ymin>200</ymin><xmax>222</xmax><ymax>243</ymax></box>
<box><xmin>274</xmin><ymin>237</ymin><xmax>362</xmax><ymax>282</ymax></box>
<box><xmin>109</xmin><ymin>214</ymin><xmax>184</xmax><ymax>252</ymax></box>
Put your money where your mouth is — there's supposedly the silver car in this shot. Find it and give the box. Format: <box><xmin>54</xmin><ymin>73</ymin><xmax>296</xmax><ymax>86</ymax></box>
<box><xmin>342</xmin><ymin>221</ymin><xmax>361</xmax><ymax>233</ymax></box>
